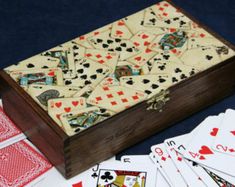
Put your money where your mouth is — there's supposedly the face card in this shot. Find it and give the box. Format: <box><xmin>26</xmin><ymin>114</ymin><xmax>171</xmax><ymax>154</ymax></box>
<box><xmin>0</xmin><ymin>107</ymin><xmax>26</xmax><ymax>149</ymax></box>
<box><xmin>60</xmin><ymin>107</ymin><xmax>115</xmax><ymax>136</ymax></box>
<box><xmin>121</xmin><ymin>155</ymin><xmax>166</xmax><ymax>187</ymax></box>
<box><xmin>121</xmin><ymin>155</ymin><xmax>171</xmax><ymax>187</ymax></box>
<box><xmin>92</xmin><ymin>161</ymin><xmax>157</xmax><ymax>187</ymax></box>
<box><xmin>151</xmin><ymin>143</ymin><xmax>188</xmax><ymax>187</ymax></box>
<box><xmin>120</xmin><ymin>75</ymin><xmax>171</xmax><ymax>99</ymax></box>
<box><xmin>48</xmin><ymin>97</ymin><xmax>87</xmax><ymax>127</ymax></box>
<box><xmin>215</xmin><ymin>45</ymin><xmax>235</xmax><ymax>61</ymax></box>
<box><xmin>10</xmin><ymin>68</ymin><xmax>64</xmax><ymax>88</ymax></box>
<box><xmin>164</xmin><ymin>138</ymin><xmax>206</xmax><ymax>187</ymax></box>
<box><xmin>84</xmin><ymin>48</ymin><xmax>119</xmax><ymax>74</ymax></box>
<box><xmin>110</xmin><ymin>20</ymin><xmax>133</xmax><ymax>40</ymax></box>
<box><xmin>115</xmin><ymin>61</ymin><xmax>145</xmax><ymax>80</ymax></box>
<box><xmin>27</xmin><ymin>85</ymin><xmax>81</xmax><ymax>110</ymax></box>
<box><xmin>149</xmin><ymin>31</ymin><xmax>188</xmax><ymax>57</ymax></box>
<box><xmin>183</xmin><ymin>114</ymin><xmax>235</xmax><ymax>177</ymax></box>
<box><xmin>0</xmin><ymin>140</ymin><xmax>52</xmax><ymax>187</ymax></box>
<box><xmin>203</xmin><ymin>165</ymin><xmax>235</xmax><ymax>186</ymax></box>
<box><xmin>87</xmin><ymin>85</ymin><xmax>147</xmax><ymax>113</ymax></box>
<box><xmin>4</xmin><ymin>55</ymin><xmax>60</xmax><ymax>72</ymax></box>
<box><xmin>212</xmin><ymin>109</ymin><xmax>235</xmax><ymax>156</ymax></box>
<box><xmin>64</xmin><ymin>58</ymin><xmax>111</xmax><ymax>89</ymax></box>
<box><xmin>88</xmin><ymin>30</ymin><xmax>141</xmax><ymax>60</ymax></box>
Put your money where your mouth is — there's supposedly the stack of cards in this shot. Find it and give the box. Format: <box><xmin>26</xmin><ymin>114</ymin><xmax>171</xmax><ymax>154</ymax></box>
<box><xmin>4</xmin><ymin>1</ymin><xmax>235</xmax><ymax>137</ymax></box>
<box><xmin>0</xmin><ymin>101</ymin><xmax>53</xmax><ymax>187</ymax></box>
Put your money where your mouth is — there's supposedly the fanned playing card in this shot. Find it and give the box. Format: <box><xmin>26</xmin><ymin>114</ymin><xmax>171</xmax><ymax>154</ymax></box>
<box><xmin>151</xmin><ymin>143</ymin><xmax>188</xmax><ymax>187</ymax></box>
<box><xmin>183</xmin><ymin>114</ymin><xmax>235</xmax><ymax>177</ymax></box>
<box><xmin>0</xmin><ymin>140</ymin><xmax>52</xmax><ymax>187</ymax></box>
<box><xmin>164</xmin><ymin>139</ymin><xmax>205</xmax><ymax>186</ymax></box>
<box><xmin>87</xmin><ymin>85</ymin><xmax>147</xmax><ymax>112</ymax></box>
<box><xmin>212</xmin><ymin>109</ymin><xmax>235</xmax><ymax>157</ymax></box>
<box><xmin>10</xmin><ymin>68</ymin><xmax>64</xmax><ymax>88</ymax></box>
<box><xmin>0</xmin><ymin>107</ymin><xmax>26</xmax><ymax>149</ymax></box>
<box><xmin>170</xmin><ymin>133</ymin><xmax>235</xmax><ymax>186</ymax></box>
<box><xmin>149</xmin><ymin>152</ymin><xmax>173</xmax><ymax>187</ymax></box>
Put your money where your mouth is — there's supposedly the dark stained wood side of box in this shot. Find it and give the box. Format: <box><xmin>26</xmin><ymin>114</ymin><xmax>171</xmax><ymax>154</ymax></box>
<box><xmin>0</xmin><ymin>72</ymin><xmax>69</xmax><ymax>177</ymax></box>
<box><xmin>1</xmin><ymin>0</ymin><xmax>235</xmax><ymax>179</ymax></box>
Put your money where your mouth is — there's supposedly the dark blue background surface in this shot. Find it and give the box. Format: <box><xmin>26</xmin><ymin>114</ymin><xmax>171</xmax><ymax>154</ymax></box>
<box><xmin>0</xmin><ymin>0</ymin><xmax>235</xmax><ymax>158</ymax></box>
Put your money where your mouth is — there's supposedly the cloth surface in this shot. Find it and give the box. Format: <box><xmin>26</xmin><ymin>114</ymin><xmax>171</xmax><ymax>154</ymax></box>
<box><xmin>0</xmin><ymin>0</ymin><xmax>234</xmax><ymax>158</ymax></box>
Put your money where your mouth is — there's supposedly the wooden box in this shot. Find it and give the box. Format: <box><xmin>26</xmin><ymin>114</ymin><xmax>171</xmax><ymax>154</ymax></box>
<box><xmin>1</xmin><ymin>0</ymin><xmax>235</xmax><ymax>179</ymax></box>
